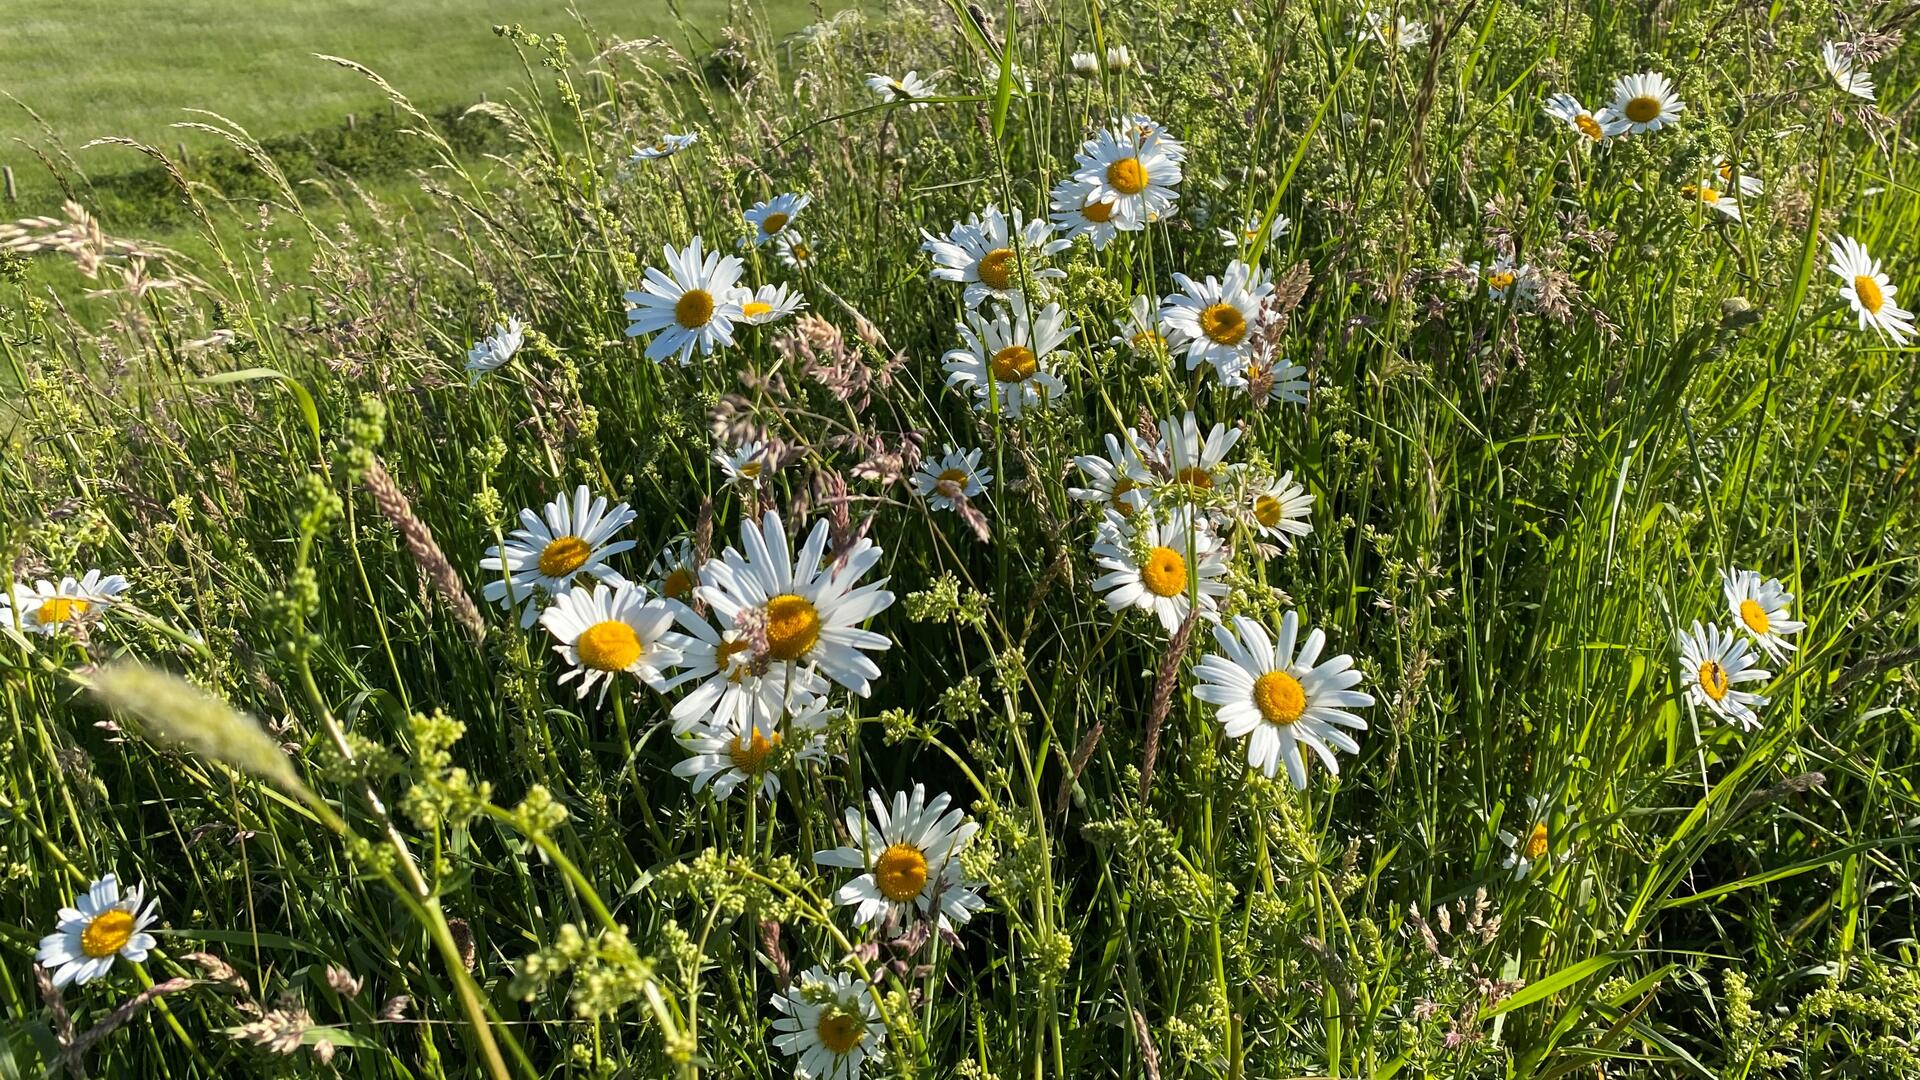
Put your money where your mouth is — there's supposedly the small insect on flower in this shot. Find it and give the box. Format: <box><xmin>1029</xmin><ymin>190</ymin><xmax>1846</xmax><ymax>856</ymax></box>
<box><xmin>481</xmin><ymin>486</ymin><xmax>637</xmax><ymax>628</ymax></box>
<box><xmin>624</xmin><ymin>236</ymin><xmax>749</xmax><ymax>366</ymax></box>
<box><xmin>663</xmin><ymin>601</ymin><xmax>831</xmax><ymax>735</ymax></box>
<box><xmin>1158</xmin><ymin>410</ymin><xmax>1242</xmax><ymax>494</ymax></box>
<box><xmin>1219</xmin><ymin>353</ymin><xmax>1311</xmax><ymax>407</ymax></box>
<box><xmin>540</xmin><ymin>581</ymin><xmax>686</xmax><ymax>705</ymax></box>
<box><xmin>1071</xmin><ymin>432</ymin><xmax>1157</xmax><ymax>521</ymax></box>
<box><xmin>770</xmin><ymin>965</ymin><xmax>889</xmax><ymax>1080</ymax></box>
<box><xmin>698</xmin><ymin>511</ymin><xmax>896</xmax><ymax>697</ymax></box>
<box><xmin>866</xmin><ymin>70</ymin><xmax>938</xmax><ymax>109</ymax></box>
<box><xmin>1480</xmin><ymin>256</ymin><xmax>1538</xmax><ymax>304</ymax></box>
<box><xmin>1194</xmin><ymin>612</ymin><xmax>1374</xmax><ymax>790</ymax></box>
<box><xmin>1542</xmin><ymin>93</ymin><xmax>1626</xmax><ymax>142</ymax></box>
<box><xmin>1160</xmin><ymin>260</ymin><xmax>1274</xmax><ymax>373</ymax></box>
<box><xmin>910</xmin><ymin>446</ymin><xmax>993</xmax><ymax>511</ymax></box>
<box><xmin>631</xmin><ymin>132</ymin><xmax>698</xmax><ymax>162</ymax></box>
<box><xmin>776</xmin><ymin>232</ymin><xmax>818</xmax><ymax>271</ymax></box>
<box><xmin>1497</xmin><ymin>795</ymin><xmax>1562</xmax><ymax>881</ymax></box>
<box><xmin>1365</xmin><ymin>10</ymin><xmax>1430</xmax><ymax>50</ymax></box>
<box><xmin>1235</xmin><ymin>467</ymin><xmax>1314</xmax><ymax>546</ymax></box>
<box><xmin>1676</xmin><ymin>621</ymin><xmax>1769</xmax><ymax>731</ymax></box>
<box><xmin>37</xmin><ymin>874</ymin><xmax>160</xmax><ymax>988</ymax></box>
<box><xmin>8</xmin><ymin>570</ymin><xmax>129</xmax><ymax>636</ymax></box>
<box><xmin>942</xmin><ymin>300</ymin><xmax>1077</xmax><ymax>418</ymax></box>
<box><xmin>1111</xmin><ymin>294</ymin><xmax>1172</xmax><ymax>354</ymax></box>
<box><xmin>1722</xmin><ymin>568</ymin><xmax>1806</xmax><ymax>662</ymax></box>
<box><xmin>1090</xmin><ymin>506</ymin><xmax>1230</xmax><ymax>635</ymax></box>
<box><xmin>1071</xmin><ymin>119</ymin><xmax>1184</xmax><ymax>229</ymax></box>
<box><xmin>715</xmin><ymin>440</ymin><xmax>771</xmax><ymax>489</ymax></box>
<box><xmin>922</xmin><ymin>204</ymin><xmax>1071</xmax><ymax>309</ymax></box>
<box><xmin>1828</xmin><ymin>234</ymin><xmax>1914</xmax><ymax>346</ymax></box>
<box><xmin>744</xmin><ymin>192</ymin><xmax>811</xmax><ymax>248</ymax></box>
<box><xmin>672</xmin><ymin>697</ymin><xmax>833</xmax><ymax>801</ymax></box>
<box><xmin>1679</xmin><ymin>178</ymin><xmax>1743</xmax><ymax>221</ymax></box>
<box><xmin>815</xmin><ymin>784</ymin><xmax>987</xmax><ymax>930</ymax></box>
<box><xmin>1049</xmin><ymin>178</ymin><xmax>1123</xmax><ymax>250</ymax></box>
<box><xmin>739</xmin><ymin>283</ymin><xmax>806</xmax><ymax>326</ymax></box>
<box><xmin>1821</xmin><ymin>40</ymin><xmax>1876</xmax><ymax>102</ymax></box>
<box><xmin>1217</xmin><ymin>212</ymin><xmax>1289</xmax><ymax>249</ymax></box>
<box><xmin>648</xmin><ymin>537</ymin><xmax>702</xmax><ymax>604</ymax></box>
<box><xmin>465</xmin><ymin>317</ymin><xmax>525</xmax><ymax>385</ymax></box>
<box><xmin>1597</xmin><ymin>71</ymin><xmax>1685</xmax><ymax>134</ymax></box>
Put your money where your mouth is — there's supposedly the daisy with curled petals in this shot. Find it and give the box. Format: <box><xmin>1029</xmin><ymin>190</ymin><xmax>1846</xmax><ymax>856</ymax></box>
<box><xmin>942</xmin><ymin>301</ymin><xmax>1076</xmax><ymax>418</ymax></box>
<box><xmin>910</xmin><ymin>446</ymin><xmax>992</xmax><ymax>511</ymax></box>
<box><xmin>1821</xmin><ymin>41</ymin><xmax>1876</xmax><ymax>102</ymax></box>
<box><xmin>1070</xmin><ymin>432</ymin><xmax>1155</xmax><ymax>521</ymax></box>
<box><xmin>1713</xmin><ymin>159</ymin><xmax>1764</xmax><ymax>199</ymax></box>
<box><xmin>1048</xmin><ymin>178</ymin><xmax>1123</xmax><ymax>250</ymax></box>
<box><xmin>1219</xmin><ymin>353</ymin><xmax>1311</xmax><ymax>407</ymax></box>
<box><xmin>1235</xmin><ymin>467</ymin><xmax>1314</xmax><ymax>546</ymax></box>
<box><xmin>1158</xmin><ymin>410</ymin><xmax>1242</xmax><ymax>493</ymax></box>
<box><xmin>1597</xmin><ymin>71</ymin><xmax>1685</xmax><ymax>134</ymax></box>
<box><xmin>1111</xmin><ymin>294</ymin><xmax>1172</xmax><ymax>354</ymax></box>
<box><xmin>1217</xmin><ymin>212</ymin><xmax>1289</xmax><ymax>249</ymax></box>
<box><xmin>1677</xmin><ymin>621</ymin><xmax>1769</xmax><ymax>730</ymax></box>
<box><xmin>623</xmin><ymin>236</ymin><xmax>748</xmax><ymax>365</ymax></box>
<box><xmin>672</xmin><ymin>697</ymin><xmax>833</xmax><ymax>801</ymax></box>
<box><xmin>1828</xmin><ymin>234</ymin><xmax>1914</xmax><ymax>346</ymax></box>
<box><xmin>648</xmin><ymin>537</ymin><xmax>702</xmax><ymax>604</ymax></box>
<box><xmin>776</xmin><ymin>232</ymin><xmax>818</xmax><ymax>271</ymax></box>
<box><xmin>1722</xmin><ymin>568</ymin><xmax>1805</xmax><ymax>662</ymax></box>
<box><xmin>664</xmin><ymin>602</ymin><xmax>831</xmax><ymax>735</ymax></box>
<box><xmin>1679</xmin><ymin>177</ymin><xmax>1743</xmax><ymax>221</ymax></box>
<box><xmin>1194</xmin><ymin>612</ymin><xmax>1374</xmax><ymax>789</ymax></box>
<box><xmin>1071</xmin><ymin>121</ymin><xmax>1184</xmax><ymax>230</ymax></box>
<box><xmin>1365</xmin><ymin>10</ymin><xmax>1430</xmax><ymax>50</ymax></box>
<box><xmin>698</xmin><ymin>511</ymin><xmax>895</xmax><ymax>697</ymax></box>
<box><xmin>1160</xmin><ymin>260</ymin><xmax>1274</xmax><ymax>372</ymax></box>
<box><xmin>37</xmin><ymin>874</ymin><xmax>160</xmax><ymax>988</ymax></box>
<box><xmin>1543</xmin><ymin>93</ymin><xmax>1627</xmax><ymax>142</ymax></box>
<box><xmin>1090</xmin><ymin>507</ymin><xmax>1230</xmax><ymax>635</ymax></box>
<box><xmin>9</xmin><ymin>570</ymin><xmax>130</xmax><ymax>636</ymax></box>
<box><xmin>921</xmin><ymin>205</ymin><xmax>1071</xmax><ymax>309</ymax></box>
<box><xmin>540</xmin><ymin>581</ymin><xmax>685</xmax><ymax>705</ymax></box>
<box><xmin>740</xmin><ymin>283</ymin><xmax>806</xmax><ymax>326</ymax></box>
<box><xmin>631</xmin><ymin>132</ymin><xmax>698</xmax><ymax>163</ymax></box>
<box><xmin>771</xmin><ymin>966</ymin><xmax>888</xmax><ymax>1080</ymax></box>
<box><xmin>465</xmin><ymin>317</ymin><xmax>525</xmax><ymax>385</ymax></box>
<box><xmin>866</xmin><ymin>70</ymin><xmax>938</xmax><ymax>109</ymax></box>
<box><xmin>1112</xmin><ymin>112</ymin><xmax>1187</xmax><ymax>161</ymax></box>
<box><xmin>814</xmin><ymin>784</ymin><xmax>987</xmax><ymax>930</ymax></box>
<box><xmin>744</xmin><ymin>192</ymin><xmax>810</xmax><ymax>248</ymax></box>
<box><xmin>1497</xmin><ymin>795</ymin><xmax>1562</xmax><ymax>881</ymax></box>
<box><xmin>716</xmin><ymin>441</ymin><xmax>770</xmax><ymax>489</ymax></box>
<box><xmin>481</xmin><ymin>486</ymin><xmax>637</xmax><ymax>627</ymax></box>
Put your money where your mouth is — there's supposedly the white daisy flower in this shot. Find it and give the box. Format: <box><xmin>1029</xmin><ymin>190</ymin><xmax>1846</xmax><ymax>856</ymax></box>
<box><xmin>623</xmin><ymin>236</ymin><xmax>749</xmax><ymax>365</ymax></box>
<box><xmin>921</xmin><ymin>205</ymin><xmax>1071</xmax><ymax>309</ymax></box>
<box><xmin>1090</xmin><ymin>506</ymin><xmax>1230</xmax><ymax>635</ymax></box>
<box><xmin>631</xmin><ymin>132</ymin><xmax>698</xmax><ymax>162</ymax></box>
<box><xmin>8</xmin><ymin>570</ymin><xmax>130</xmax><ymax>636</ymax></box>
<box><xmin>716</xmin><ymin>440</ymin><xmax>771</xmax><ymax>489</ymax></box>
<box><xmin>776</xmin><ymin>232</ymin><xmax>819</xmax><ymax>271</ymax></box>
<box><xmin>866</xmin><ymin>70</ymin><xmax>938</xmax><ymax>109</ymax></box>
<box><xmin>1542</xmin><ymin>93</ymin><xmax>1627</xmax><ymax>142</ymax></box>
<box><xmin>1680</xmin><ymin>177</ymin><xmax>1743</xmax><ymax>221</ymax></box>
<box><xmin>941</xmin><ymin>300</ymin><xmax>1076</xmax><ymax>418</ymax></box>
<box><xmin>481</xmin><ymin>486</ymin><xmax>637</xmax><ymax>628</ymax></box>
<box><xmin>744</xmin><ymin>192</ymin><xmax>811</xmax><ymax>248</ymax></box>
<box><xmin>1714</xmin><ymin>158</ymin><xmax>1764</xmax><ymax>199</ymax></box>
<box><xmin>1160</xmin><ymin>260</ymin><xmax>1274</xmax><ymax>372</ymax></box>
<box><xmin>1828</xmin><ymin>234</ymin><xmax>1914</xmax><ymax>346</ymax></box>
<box><xmin>1365</xmin><ymin>10</ymin><xmax>1430</xmax><ymax>49</ymax></box>
<box><xmin>1598</xmin><ymin>71</ymin><xmax>1685</xmax><ymax>134</ymax></box>
<box><xmin>1070</xmin><ymin>121</ymin><xmax>1184</xmax><ymax>230</ymax></box>
<box><xmin>1104</xmin><ymin>46</ymin><xmax>1136</xmax><ymax>71</ymax></box>
<box><xmin>1048</xmin><ymin>178</ymin><xmax>1123</xmax><ymax>250</ymax></box>
<box><xmin>1481</xmin><ymin>256</ymin><xmax>1538</xmax><ymax>304</ymax></box>
<box><xmin>910</xmin><ymin>446</ymin><xmax>992</xmax><ymax>511</ymax></box>
<box><xmin>1821</xmin><ymin>40</ymin><xmax>1876</xmax><ymax>102</ymax></box>
<box><xmin>1193</xmin><ymin>612</ymin><xmax>1374</xmax><ymax>789</ymax></box>
<box><xmin>1218</xmin><ymin>354</ymin><xmax>1311</xmax><ymax>407</ymax></box>
<box><xmin>1722</xmin><ymin>568</ymin><xmax>1806</xmax><ymax>662</ymax></box>
<box><xmin>1497</xmin><ymin>795</ymin><xmax>1560</xmax><ymax>881</ymax></box>
<box><xmin>770</xmin><ymin>966</ymin><xmax>888</xmax><ymax>1080</ymax></box>
<box><xmin>698</xmin><ymin>511</ymin><xmax>895</xmax><ymax>697</ymax></box>
<box><xmin>1217</xmin><ymin>212</ymin><xmax>1289</xmax><ymax>249</ymax></box>
<box><xmin>1158</xmin><ymin>410</ymin><xmax>1241</xmax><ymax>492</ymax></box>
<box><xmin>37</xmin><ymin>874</ymin><xmax>160</xmax><ymax>989</ymax></box>
<box><xmin>1112</xmin><ymin>112</ymin><xmax>1187</xmax><ymax>161</ymax></box>
<box><xmin>1236</xmin><ymin>467</ymin><xmax>1314</xmax><ymax>545</ymax></box>
<box><xmin>814</xmin><ymin>784</ymin><xmax>987</xmax><ymax>930</ymax></box>
<box><xmin>671</xmin><ymin>697</ymin><xmax>833</xmax><ymax>801</ymax></box>
<box><xmin>663</xmin><ymin>600</ymin><xmax>831</xmax><ymax>735</ymax></box>
<box><xmin>740</xmin><ymin>283</ymin><xmax>806</xmax><ymax>326</ymax></box>
<box><xmin>1111</xmin><ymin>294</ymin><xmax>1173</xmax><ymax>354</ymax></box>
<box><xmin>465</xmin><ymin>317</ymin><xmax>525</xmax><ymax>385</ymax></box>
<box><xmin>1070</xmin><ymin>432</ymin><xmax>1156</xmax><ymax>521</ymax></box>
<box><xmin>1676</xmin><ymin>621</ymin><xmax>1769</xmax><ymax>730</ymax></box>
<box><xmin>647</xmin><ymin>536</ymin><xmax>702</xmax><ymax>604</ymax></box>
<box><xmin>1069</xmin><ymin>51</ymin><xmax>1101</xmax><ymax>77</ymax></box>
<box><xmin>540</xmin><ymin>581</ymin><xmax>685</xmax><ymax>705</ymax></box>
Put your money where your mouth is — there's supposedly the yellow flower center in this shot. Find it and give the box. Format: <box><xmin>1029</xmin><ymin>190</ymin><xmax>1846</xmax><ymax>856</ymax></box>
<box><xmin>80</xmin><ymin>909</ymin><xmax>136</xmax><ymax>958</ymax></box>
<box><xmin>1684</xmin><ymin>184</ymin><xmax>1721</xmax><ymax>205</ymax></box>
<box><xmin>1082</xmin><ymin>199</ymin><xmax>1117</xmax><ymax>223</ymax></box>
<box><xmin>1252</xmin><ymin>670</ymin><xmax>1307</xmax><ymax>725</ymax></box>
<box><xmin>1176</xmin><ymin>466</ymin><xmax>1214</xmax><ymax>489</ymax></box>
<box><xmin>1140</xmin><ymin>546</ymin><xmax>1188</xmax><ymax>598</ymax></box>
<box><xmin>737</xmin><ymin>459</ymin><xmax>764</xmax><ymax>479</ymax></box>
<box><xmin>1855</xmin><ymin>275</ymin><xmax>1886</xmax><ymax>314</ymax></box>
<box><xmin>675</xmin><ymin>288</ymin><xmax>715</xmax><ymax>329</ymax></box>
<box><xmin>1129</xmin><ymin>329</ymin><xmax>1164</xmax><ymax>351</ymax></box>
<box><xmin>1254</xmin><ymin>494</ymin><xmax>1287</xmax><ymax>528</ymax></box>
<box><xmin>1738</xmin><ymin>598</ymin><xmax>1771</xmax><ymax>635</ymax></box>
<box><xmin>764</xmin><ymin>593</ymin><xmax>821</xmax><ymax>661</ymax></box>
<box><xmin>760</xmin><ymin>211</ymin><xmax>790</xmax><ymax>235</ymax></box>
<box><xmin>36</xmin><ymin>596</ymin><xmax>90</xmax><ymax>624</ymax></box>
<box><xmin>874</xmin><ymin>842</ymin><xmax>930</xmax><ymax>902</ymax></box>
<box><xmin>1623</xmin><ymin>95</ymin><xmax>1661</xmax><ymax>123</ymax></box>
<box><xmin>716</xmin><ymin>636</ymin><xmax>753</xmax><ymax>682</ymax></box>
<box><xmin>538</xmin><ymin>536</ymin><xmax>593</xmax><ymax>578</ymax></box>
<box><xmin>817</xmin><ymin>1008</ymin><xmax>867</xmax><ymax>1055</ymax></box>
<box><xmin>728</xmin><ymin>728</ymin><xmax>781</xmax><ymax>773</ymax></box>
<box><xmin>1111</xmin><ymin>478</ymin><xmax>1138</xmax><ymax>517</ymax></box>
<box><xmin>1697</xmin><ymin>660</ymin><xmax>1730</xmax><ymax>702</ymax></box>
<box><xmin>936</xmin><ymin>467</ymin><xmax>970</xmax><ymax>487</ymax></box>
<box><xmin>990</xmin><ymin>344</ymin><xmax>1038</xmax><ymax>382</ymax></box>
<box><xmin>662</xmin><ymin>567</ymin><xmax>697</xmax><ymax>601</ymax></box>
<box><xmin>1199</xmin><ymin>302</ymin><xmax>1247</xmax><ymax>345</ymax></box>
<box><xmin>1106</xmin><ymin>156</ymin><xmax>1148</xmax><ymax>195</ymax></box>
<box><xmin>1574</xmin><ymin>113</ymin><xmax>1603</xmax><ymax>140</ymax></box>
<box><xmin>742</xmin><ymin>301</ymin><xmax>773</xmax><ymax>318</ymax></box>
<box><xmin>576</xmin><ymin>620</ymin><xmax>643</xmax><ymax>673</ymax></box>
<box><xmin>789</xmin><ymin>243</ymin><xmax>811</xmax><ymax>263</ymax></box>
<box><xmin>977</xmin><ymin>247</ymin><xmax>1018</xmax><ymax>291</ymax></box>
<box><xmin>1525</xmin><ymin>822</ymin><xmax>1550</xmax><ymax>862</ymax></box>
<box><xmin>1487</xmin><ymin>271</ymin><xmax>1516</xmax><ymax>291</ymax></box>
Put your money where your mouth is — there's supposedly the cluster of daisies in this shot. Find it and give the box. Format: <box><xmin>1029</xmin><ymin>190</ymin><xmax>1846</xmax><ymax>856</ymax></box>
<box><xmin>1677</xmin><ymin>568</ymin><xmax>1806</xmax><ymax>732</ymax></box>
<box><xmin>623</xmin><ymin>229</ymin><xmax>809</xmax><ymax>365</ymax></box>
<box><xmin>1</xmin><ymin>569</ymin><xmax>129</xmax><ymax>638</ymax></box>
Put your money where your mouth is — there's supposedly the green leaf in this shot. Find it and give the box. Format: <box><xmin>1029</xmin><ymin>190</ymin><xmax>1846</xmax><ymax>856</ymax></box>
<box><xmin>1481</xmin><ymin>953</ymin><xmax>1618</xmax><ymax>1019</ymax></box>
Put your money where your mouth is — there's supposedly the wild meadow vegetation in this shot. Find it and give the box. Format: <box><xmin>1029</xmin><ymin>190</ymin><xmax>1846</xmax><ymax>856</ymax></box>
<box><xmin>2</xmin><ymin>0</ymin><xmax>1919</xmax><ymax>1076</ymax></box>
